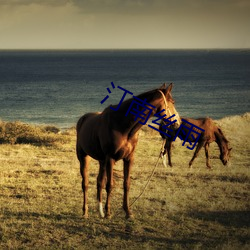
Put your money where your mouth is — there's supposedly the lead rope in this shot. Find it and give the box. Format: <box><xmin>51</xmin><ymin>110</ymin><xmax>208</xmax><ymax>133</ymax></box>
<box><xmin>157</xmin><ymin>90</ymin><xmax>172</xmax><ymax>117</ymax></box>
<box><xmin>113</xmin><ymin>139</ymin><xmax>166</xmax><ymax>217</ymax></box>
<box><xmin>157</xmin><ymin>89</ymin><xmax>181</xmax><ymax>125</ymax></box>
<box><xmin>128</xmin><ymin>139</ymin><xmax>166</xmax><ymax>208</ymax></box>
<box><xmin>113</xmin><ymin>91</ymin><xmax>169</xmax><ymax>217</ymax></box>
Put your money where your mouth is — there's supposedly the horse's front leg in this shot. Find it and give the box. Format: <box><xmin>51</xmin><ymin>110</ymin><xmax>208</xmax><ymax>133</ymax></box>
<box><xmin>79</xmin><ymin>155</ymin><xmax>91</xmax><ymax>218</ymax></box>
<box><xmin>166</xmin><ymin>139</ymin><xmax>173</xmax><ymax>167</ymax></box>
<box><xmin>105</xmin><ymin>157</ymin><xmax>115</xmax><ymax>218</ymax></box>
<box><xmin>160</xmin><ymin>139</ymin><xmax>167</xmax><ymax>168</ymax></box>
<box><xmin>123</xmin><ymin>155</ymin><xmax>134</xmax><ymax>219</ymax></box>
<box><xmin>204</xmin><ymin>143</ymin><xmax>212</xmax><ymax>169</ymax></box>
<box><xmin>189</xmin><ymin>141</ymin><xmax>205</xmax><ymax>168</ymax></box>
<box><xmin>97</xmin><ymin>160</ymin><xmax>106</xmax><ymax>218</ymax></box>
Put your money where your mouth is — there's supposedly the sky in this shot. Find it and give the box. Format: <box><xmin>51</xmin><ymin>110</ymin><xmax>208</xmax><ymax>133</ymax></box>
<box><xmin>0</xmin><ymin>0</ymin><xmax>249</xmax><ymax>49</ymax></box>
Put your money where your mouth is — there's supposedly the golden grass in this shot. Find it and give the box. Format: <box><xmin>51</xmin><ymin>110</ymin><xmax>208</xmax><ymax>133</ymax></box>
<box><xmin>0</xmin><ymin>121</ymin><xmax>69</xmax><ymax>146</ymax></box>
<box><xmin>0</xmin><ymin>113</ymin><xmax>249</xmax><ymax>249</ymax></box>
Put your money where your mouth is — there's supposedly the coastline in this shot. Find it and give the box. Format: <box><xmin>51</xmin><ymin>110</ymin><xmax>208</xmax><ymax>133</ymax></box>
<box><xmin>1</xmin><ymin>111</ymin><xmax>249</xmax><ymax>132</ymax></box>
<box><xmin>0</xmin><ymin>112</ymin><xmax>249</xmax><ymax>249</ymax></box>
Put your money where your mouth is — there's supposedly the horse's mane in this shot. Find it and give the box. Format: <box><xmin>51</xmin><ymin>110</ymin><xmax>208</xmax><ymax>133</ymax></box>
<box><xmin>215</xmin><ymin>127</ymin><xmax>229</xmax><ymax>144</ymax></box>
<box><xmin>110</xmin><ymin>85</ymin><xmax>166</xmax><ymax>112</ymax></box>
<box><xmin>217</xmin><ymin>127</ymin><xmax>229</xmax><ymax>143</ymax></box>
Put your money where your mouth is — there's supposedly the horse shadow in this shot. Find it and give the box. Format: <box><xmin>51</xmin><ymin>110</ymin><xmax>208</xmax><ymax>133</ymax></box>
<box><xmin>3</xmin><ymin>209</ymin><xmax>249</xmax><ymax>248</ymax></box>
<box><xmin>188</xmin><ymin>210</ymin><xmax>250</xmax><ymax>228</ymax></box>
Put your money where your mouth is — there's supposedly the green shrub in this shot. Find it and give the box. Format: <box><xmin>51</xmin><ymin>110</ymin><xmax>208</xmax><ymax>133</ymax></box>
<box><xmin>0</xmin><ymin>121</ymin><xmax>69</xmax><ymax>146</ymax></box>
<box><xmin>43</xmin><ymin>125</ymin><xmax>60</xmax><ymax>134</ymax></box>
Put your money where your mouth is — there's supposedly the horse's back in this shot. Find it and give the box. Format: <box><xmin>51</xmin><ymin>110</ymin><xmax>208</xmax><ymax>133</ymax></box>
<box><xmin>182</xmin><ymin>117</ymin><xmax>217</xmax><ymax>142</ymax></box>
<box><xmin>160</xmin><ymin>117</ymin><xmax>217</xmax><ymax>141</ymax></box>
<box><xmin>76</xmin><ymin>112</ymin><xmax>108</xmax><ymax>160</ymax></box>
<box><xmin>181</xmin><ymin>117</ymin><xmax>213</xmax><ymax>128</ymax></box>
<box><xmin>76</xmin><ymin>112</ymin><xmax>101</xmax><ymax>133</ymax></box>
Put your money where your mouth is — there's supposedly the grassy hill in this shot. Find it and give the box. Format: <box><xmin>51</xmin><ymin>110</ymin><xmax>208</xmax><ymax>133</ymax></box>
<box><xmin>0</xmin><ymin>113</ymin><xmax>249</xmax><ymax>249</ymax></box>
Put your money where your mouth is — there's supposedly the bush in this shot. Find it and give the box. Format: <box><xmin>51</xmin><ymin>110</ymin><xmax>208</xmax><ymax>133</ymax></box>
<box><xmin>0</xmin><ymin>121</ymin><xmax>69</xmax><ymax>146</ymax></box>
<box><xmin>43</xmin><ymin>125</ymin><xmax>60</xmax><ymax>134</ymax></box>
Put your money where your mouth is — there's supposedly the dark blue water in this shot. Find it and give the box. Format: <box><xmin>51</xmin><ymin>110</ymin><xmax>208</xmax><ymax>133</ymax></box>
<box><xmin>0</xmin><ymin>50</ymin><xmax>249</xmax><ymax>128</ymax></box>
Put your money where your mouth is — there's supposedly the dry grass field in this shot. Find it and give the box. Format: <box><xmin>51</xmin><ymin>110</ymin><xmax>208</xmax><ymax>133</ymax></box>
<box><xmin>0</xmin><ymin>113</ymin><xmax>249</xmax><ymax>249</ymax></box>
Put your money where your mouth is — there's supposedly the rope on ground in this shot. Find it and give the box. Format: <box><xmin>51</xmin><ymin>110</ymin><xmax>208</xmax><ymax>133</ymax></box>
<box><xmin>113</xmin><ymin>139</ymin><xmax>166</xmax><ymax>217</ymax></box>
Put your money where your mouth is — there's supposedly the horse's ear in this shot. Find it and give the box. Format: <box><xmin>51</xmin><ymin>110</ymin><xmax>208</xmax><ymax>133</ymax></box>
<box><xmin>160</xmin><ymin>83</ymin><xmax>167</xmax><ymax>89</ymax></box>
<box><xmin>166</xmin><ymin>83</ymin><xmax>173</xmax><ymax>94</ymax></box>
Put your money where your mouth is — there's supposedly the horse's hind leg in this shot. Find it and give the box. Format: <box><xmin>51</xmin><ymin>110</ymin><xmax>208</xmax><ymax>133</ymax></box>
<box><xmin>123</xmin><ymin>156</ymin><xmax>134</xmax><ymax>219</ymax></box>
<box><xmin>204</xmin><ymin>143</ymin><xmax>212</xmax><ymax>169</ymax></box>
<box><xmin>97</xmin><ymin>160</ymin><xmax>106</xmax><ymax>218</ymax></box>
<box><xmin>77</xmin><ymin>148</ymin><xmax>91</xmax><ymax>218</ymax></box>
<box><xmin>189</xmin><ymin>141</ymin><xmax>205</xmax><ymax>168</ymax></box>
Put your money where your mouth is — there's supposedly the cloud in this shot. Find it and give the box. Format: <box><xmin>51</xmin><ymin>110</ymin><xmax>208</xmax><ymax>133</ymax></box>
<box><xmin>70</xmin><ymin>0</ymin><xmax>250</xmax><ymax>13</ymax></box>
<box><xmin>0</xmin><ymin>0</ymin><xmax>70</xmax><ymax>7</ymax></box>
<box><xmin>0</xmin><ymin>2</ymin><xmax>97</xmax><ymax>49</ymax></box>
<box><xmin>1</xmin><ymin>0</ymin><xmax>249</xmax><ymax>14</ymax></box>
<box><xmin>0</xmin><ymin>0</ymin><xmax>249</xmax><ymax>49</ymax></box>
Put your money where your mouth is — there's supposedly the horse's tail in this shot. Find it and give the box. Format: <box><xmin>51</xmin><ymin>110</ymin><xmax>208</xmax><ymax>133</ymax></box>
<box><xmin>76</xmin><ymin>112</ymin><xmax>101</xmax><ymax>135</ymax></box>
<box><xmin>76</xmin><ymin>115</ymin><xmax>85</xmax><ymax>134</ymax></box>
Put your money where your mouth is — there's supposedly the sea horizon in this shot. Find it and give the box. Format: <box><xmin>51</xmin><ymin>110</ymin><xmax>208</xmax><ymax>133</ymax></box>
<box><xmin>0</xmin><ymin>49</ymin><xmax>249</xmax><ymax>129</ymax></box>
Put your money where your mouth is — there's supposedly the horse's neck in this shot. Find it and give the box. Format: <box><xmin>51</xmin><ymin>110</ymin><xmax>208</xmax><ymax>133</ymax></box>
<box><xmin>127</xmin><ymin>117</ymin><xmax>146</xmax><ymax>137</ymax></box>
<box><xmin>215</xmin><ymin>131</ymin><xmax>228</xmax><ymax>155</ymax></box>
<box><xmin>110</xmin><ymin>92</ymin><xmax>160</xmax><ymax>136</ymax></box>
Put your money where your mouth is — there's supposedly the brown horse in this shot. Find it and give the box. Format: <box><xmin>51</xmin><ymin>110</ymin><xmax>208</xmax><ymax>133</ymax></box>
<box><xmin>159</xmin><ymin>117</ymin><xmax>232</xmax><ymax>169</ymax></box>
<box><xmin>76</xmin><ymin>83</ymin><xmax>181</xmax><ymax>219</ymax></box>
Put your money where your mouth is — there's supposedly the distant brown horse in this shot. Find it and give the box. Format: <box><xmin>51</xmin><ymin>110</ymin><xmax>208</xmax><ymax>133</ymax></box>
<box><xmin>159</xmin><ymin>117</ymin><xmax>232</xmax><ymax>169</ymax></box>
<box><xmin>76</xmin><ymin>83</ymin><xmax>181</xmax><ymax>219</ymax></box>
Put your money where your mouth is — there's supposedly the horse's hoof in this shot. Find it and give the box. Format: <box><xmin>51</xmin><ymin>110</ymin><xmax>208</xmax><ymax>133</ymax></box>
<box><xmin>105</xmin><ymin>213</ymin><xmax>112</xmax><ymax>219</ymax></box>
<box><xmin>83</xmin><ymin>214</ymin><xmax>89</xmax><ymax>219</ymax></box>
<box><xmin>125</xmin><ymin>213</ymin><xmax>134</xmax><ymax>220</ymax></box>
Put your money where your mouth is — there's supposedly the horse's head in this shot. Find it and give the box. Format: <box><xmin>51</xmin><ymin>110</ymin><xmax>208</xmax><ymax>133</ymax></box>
<box><xmin>220</xmin><ymin>146</ymin><xmax>232</xmax><ymax>166</ymax></box>
<box><xmin>157</xmin><ymin>83</ymin><xmax>181</xmax><ymax>129</ymax></box>
<box><xmin>217</xmin><ymin>128</ymin><xmax>232</xmax><ymax>166</ymax></box>
<box><xmin>220</xmin><ymin>142</ymin><xmax>232</xmax><ymax>166</ymax></box>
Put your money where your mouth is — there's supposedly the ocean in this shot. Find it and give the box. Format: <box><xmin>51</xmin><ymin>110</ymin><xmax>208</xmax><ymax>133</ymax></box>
<box><xmin>0</xmin><ymin>50</ymin><xmax>249</xmax><ymax>129</ymax></box>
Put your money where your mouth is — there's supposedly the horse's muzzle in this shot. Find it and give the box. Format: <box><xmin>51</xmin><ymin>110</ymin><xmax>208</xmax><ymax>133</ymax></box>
<box><xmin>172</xmin><ymin>120</ymin><xmax>181</xmax><ymax>129</ymax></box>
